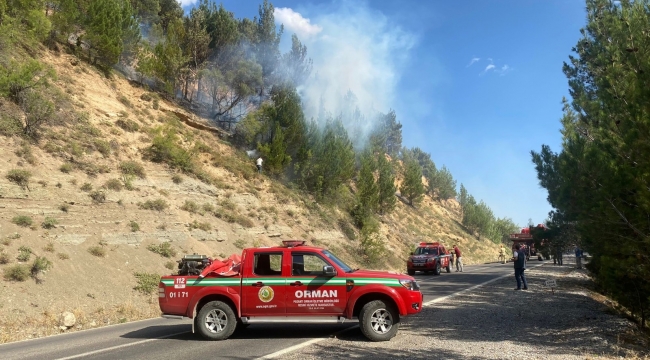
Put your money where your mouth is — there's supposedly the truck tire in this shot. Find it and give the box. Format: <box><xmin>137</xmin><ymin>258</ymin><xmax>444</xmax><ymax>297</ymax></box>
<box><xmin>359</xmin><ymin>300</ymin><xmax>399</xmax><ymax>342</ymax></box>
<box><xmin>445</xmin><ymin>263</ymin><xmax>451</xmax><ymax>273</ymax></box>
<box><xmin>196</xmin><ymin>301</ymin><xmax>237</xmax><ymax>341</ymax></box>
<box><xmin>407</xmin><ymin>269</ymin><xmax>415</xmax><ymax>276</ymax></box>
<box><xmin>433</xmin><ymin>261</ymin><xmax>441</xmax><ymax>275</ymax></box>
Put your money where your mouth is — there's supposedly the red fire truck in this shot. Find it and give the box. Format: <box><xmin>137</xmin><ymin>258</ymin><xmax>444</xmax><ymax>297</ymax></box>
<box><xmin>406</xmin><ymin>242</ymin><xmax>451</xmax><ymax>276</ymax></box>
<box><xmin>509</xmin><ymin>225</ymin><xmax>545</xmax><ymax>260</ymax></box>
<box><xmin>158</xmin><ymin>241</ymin><xmax>423</xmax><ymax>342</ymax></box>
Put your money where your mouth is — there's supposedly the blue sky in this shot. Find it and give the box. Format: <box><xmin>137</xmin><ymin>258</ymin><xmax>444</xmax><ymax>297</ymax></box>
<box><xmin>181</xmin><ymin>0</ymin><xmax>588</xmax><ymax>227</ymax></box>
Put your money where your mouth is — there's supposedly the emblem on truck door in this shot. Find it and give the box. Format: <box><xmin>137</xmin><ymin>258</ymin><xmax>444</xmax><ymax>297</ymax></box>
<box><xmin>258</xmin><ymin>286</ymin><xmax>274</xmax><ymax>302</ymax></box>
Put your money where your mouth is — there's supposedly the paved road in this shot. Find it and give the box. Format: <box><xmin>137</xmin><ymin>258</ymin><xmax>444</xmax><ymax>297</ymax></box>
<box><xmin>0</xmin><ymin>261</ymin><xmax>538</xmax><ymax>360</ymax></box>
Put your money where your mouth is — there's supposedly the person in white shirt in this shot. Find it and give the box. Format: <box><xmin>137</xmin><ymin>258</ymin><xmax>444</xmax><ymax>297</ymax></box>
<box><xmin>256</xmin><ymin>157</ymin><xmax>263</xmax><ymax>174</ymax></box>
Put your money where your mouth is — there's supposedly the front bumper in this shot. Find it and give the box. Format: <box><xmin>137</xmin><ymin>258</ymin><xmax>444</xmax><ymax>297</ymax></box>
<box><xmin>406</xmin><ymin>291</ymin><xmax>423</xmax><ymax>314</ymax></box>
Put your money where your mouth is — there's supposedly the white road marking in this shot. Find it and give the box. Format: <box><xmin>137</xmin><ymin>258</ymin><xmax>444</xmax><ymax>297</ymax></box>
<box><xmin>259</xmin><ymin>262</ymin><xmax>546</xmax><ymax>359</ymax></box>
<box><xmin>257</xmin><ymin>326</ymin><xmax>359</xmax><ymax>360</ymax></box>
<box><xmin>54</xmin><ymin>331</ymin><xmax>189</xmax><ymax>360</ymax></box>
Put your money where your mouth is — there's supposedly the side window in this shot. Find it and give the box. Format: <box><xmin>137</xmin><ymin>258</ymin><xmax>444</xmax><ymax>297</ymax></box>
<box><xmin>292</xmin><ymin>254</ymin><xmax>329</xmax><ymax>276</ymax></box>
<box><xmin>254</xmin><ymin>253</ymin><xmax>283</xmax><ymax>276</ymax></box>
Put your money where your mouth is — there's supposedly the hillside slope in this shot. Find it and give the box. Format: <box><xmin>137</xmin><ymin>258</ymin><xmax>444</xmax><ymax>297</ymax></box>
<box><xmin>0</xmin><ymin>51</ymin><xmax>501</xmax><ymax>343</ymax></box>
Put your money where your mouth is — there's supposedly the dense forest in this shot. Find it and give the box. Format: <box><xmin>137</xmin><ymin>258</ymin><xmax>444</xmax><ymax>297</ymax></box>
<box><xmin>531</xmin><ymin>0</ymin><xmax>650</xmax><ymax>328</ymax></box>
<box><xmin>0</xmin><ymin>0</ymin><xmax>518</xmax><ymax>251</ymax></box>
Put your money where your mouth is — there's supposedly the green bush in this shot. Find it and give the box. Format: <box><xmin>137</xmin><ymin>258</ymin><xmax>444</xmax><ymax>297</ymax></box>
<box><xmin>119</xmin><ymin>161</ymin><xmax>146</xmax><ymax>179</ymax></box>
<box><xmin>80</xmin><ymin>182</ymin><xmax>93</xmax><ymax>191</ymax></box>
<box><xmin>139</xmin><ymin>199</ymin><xmax>168</xmax><ymax>211</ymax></box>
<box><xmin>129</xmin><ymin>220</ymin><xmax>140</xmax><ymax>232</ymax></box>
<box><xmin>94</xmin><ymin>139</ymin><xmax>111</xmax><ymax>157</ymax></box>
<box><xmin>0</xmin><ymin>252</ymin><xmax>10</xmax><ymax>264</ymax></box>
<box><xmin>133</xmin><ymin>272</ymin><xmax>161</xmax><ymax>295</ymax></box>
<box><xmin>164</xmin><ymin>261</ymin><xmax>175</xmax><ymax>270</ymax></box>
<box><xmin>3</xmin><ymin>265</ymin><xmax>30</xmax><ymax>282</ymax></box>
<box><xmin>41</xmin><ymin>217</ymin><xmax>58</xmax><ymax>229</ymax></box>
<box><xmin>140</xmin><ymin>93</ymin><xmax>153</xmax><ymax>102</ymax></box>
<box><xmin>181</xmin><ymin>200</ymin><xmax>199</xmax><ymax>213</ymax></box>
<box><xmin>220</xmin><ymin>199</ymin><xmax>236</xmax><ymax>211</ymax></box>
<box><xmin>147</xmin><ymin>242</ymin><xmax>176</xmax><ymax>258</ymax></box>
<box><xmin>12</xmin><ymin>215</ymin><xmax>33</xmax><ymax>227</ymax></box>
<box><xmin>59</xmin><ymin>163</ymin><xmax>73</xmax><ymax>173</ymax></box>
<box><xmin>57</xmin><ymin>252</ymin><xmax>70</xmax><ymax>260</ymax></box>
<box><xmin>235</xmin><ymin>214</ymin><xmax>255</xmax><ymax>228</ymax></box>
<box><xmin>59</xmin><ymin>203</ymin><xmax>70</xmax><ymax>212</ymax></box>
<box><xmin>116</xmin><ymin>119</ymin><xmax>139</xmax><ymax>132</ymax></box>
<box><xmin>89</xmin><ymin>190</ymin><xmax>106</xmax><ymax>203</ymax></box>
<box><xmin>171</xmin><ymin>174</ymin><xmax>183</xmax><ymax>184</ymax></box>
<box><xmin>117</xmin><ymin>95</ymin><xmax>133</xmax><ymax>108</ymax></box>
<box><xmin>17</xmin><ymin>246</ymin><xmax>32</xmax><ymax>262</ymax></box>
<box><xmin>43</xmin><ymin>242</ymin><xmax>55</xmax><ymax>252</ymax></box>
<box><xmin>88</xmin><ymin>246</ymin><xmax>106</xmax><ymax>257</ymax></box>
<box><xmin>202</xmin><ymin>203</ymin><xmax>215</xmax><ymax>213</ymax></box>
<box><xmin>233</xmin><ymin>239</ymin><xmax>246</xmax><ymax>249</ymax></box>
<box><xmin>103</xmin><ymin>178</ymin><xmax>123</xmax><ymax>191</ymax></box>
<box><xmin>146</xmin><ymin>129</ymin><xmax>195</xmax><ymax>173</ymax></box>
<box><xmin>189</xmin><ymin>220</ymin><xmax>211</xmax><ymax>232</ymax></box>
<box><xmin>6</xmin><ymin>169</ymin><xmax>31</xmax><ymax>189</ymax></box>
<box><xmin>31</xmin><ymin>256</ymin><xmax>52</xmax><ymax>277</ymax></box>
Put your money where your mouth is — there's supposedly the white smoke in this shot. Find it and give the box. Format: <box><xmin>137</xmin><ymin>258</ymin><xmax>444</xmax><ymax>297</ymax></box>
<box><xmin>275</xmin><ymin>2</ymin><xmax>415</xmax><ymax>142</ymax></box>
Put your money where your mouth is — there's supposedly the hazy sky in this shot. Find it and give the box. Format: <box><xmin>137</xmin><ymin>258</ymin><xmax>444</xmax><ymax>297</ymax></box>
<box><xmin>182</xmin><ymin>0</ymin><xmax>587</xmax><ymax>227</ymax></box>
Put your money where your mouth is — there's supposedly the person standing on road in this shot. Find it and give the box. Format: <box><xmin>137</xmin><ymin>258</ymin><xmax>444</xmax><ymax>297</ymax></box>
<box><xmin>575</xmin><ymin>247</ymin><xmax>583</xmax><ymax>269</ymax></box>
<box><xmin>256</xmin><ymin>157</ymin><xmax>263</xmax><ymax>174</ymax></box>
<box><xmin>453</xmin><ymin>245</ymin><xmax>463</xmax><ymax>272</ymax></box>
<box><xmin>499</xmin><ymin>245</ymin><xmax>507</xmax><ymax>264</ymax></box>
<box><xmin>512</xmin><ymin>243</ymin><xmax>528</xmax><ymax>290</ymax></box>
<box><xmin>449</xmin><ymin>249</ymin><xmax>455</xmax><ymax>268</ymax></box>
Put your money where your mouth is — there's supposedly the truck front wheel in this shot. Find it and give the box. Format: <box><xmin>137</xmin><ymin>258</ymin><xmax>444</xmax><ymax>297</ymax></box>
<box><xmin>196</xmin><ymin>301</ymin><xmax>237</xmax><ymax>340</ymax></box>
<box><xmin>359</xmin><ymin>300</ymin><xmax>399</xmax><ymax>342</ymax></box>
<box><xmin>407</xmin><ymin>269</ymin><xmax>415</xmax><ymax>276</ymax></box>
<box><xmin>433</xmin><ymin>261</ymin><xmax>441</xmax><ymax>275</ymax></box>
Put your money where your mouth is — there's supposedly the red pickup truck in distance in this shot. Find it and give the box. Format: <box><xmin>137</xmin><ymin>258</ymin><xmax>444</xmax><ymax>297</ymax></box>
<box><xmin>159</xmin><ymin>240</ymin><xmax>423</xmax><ymax>342</ymax></box>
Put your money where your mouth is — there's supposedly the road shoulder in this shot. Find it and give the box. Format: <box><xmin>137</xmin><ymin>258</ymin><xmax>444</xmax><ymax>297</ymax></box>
<box><xmin>280</xmin><ymin>262</ymin><xmax>649</xmax><ymax>360</ymax></box>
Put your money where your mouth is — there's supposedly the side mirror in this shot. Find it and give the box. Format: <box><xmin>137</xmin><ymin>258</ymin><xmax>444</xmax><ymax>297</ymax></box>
<box><xmin>323</xmin><ymin>265</ymin><xmax>337</xmax><ymax>277</ymax></box>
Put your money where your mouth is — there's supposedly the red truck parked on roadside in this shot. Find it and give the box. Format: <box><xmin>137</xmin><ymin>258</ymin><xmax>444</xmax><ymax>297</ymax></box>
<box><xmin>158</xmin><ymin>241</ymin><xmax>423</xmax><ymax>342</ymax></box>
<box><xmin>406</xmin><ymin>242</ymin><xmax>451</xmax><ymax>276</ymax></box>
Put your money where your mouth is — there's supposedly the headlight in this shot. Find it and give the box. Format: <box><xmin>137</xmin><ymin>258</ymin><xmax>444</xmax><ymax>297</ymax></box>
<box><xmin>399</xmin><ymin>279</ymin><xmax>420</xmax><ymax>291</ymax></box>
<box><xmin>426</xmin><ymin>258</ymin><xmax>435</xmax><ymax>263</ymax></box>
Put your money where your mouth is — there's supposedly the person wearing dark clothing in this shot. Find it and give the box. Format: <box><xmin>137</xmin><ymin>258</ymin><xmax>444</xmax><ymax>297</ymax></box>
<box><xmin>513</xmin><ymin>244</ymin><xmax>528</xmax><ymax>290</ymax></box>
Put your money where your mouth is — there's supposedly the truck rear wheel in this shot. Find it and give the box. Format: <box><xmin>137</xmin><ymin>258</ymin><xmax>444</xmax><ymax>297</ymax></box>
<box><xmin>446</xmin><ymin>263</ymin><xmax>451</xmax><ymax>273</ymax></box>
<box><xmin>196</xmin><ymin>301</ymin><xmax>237</xmax><ymax>341</ymax></box>
<box><xmin>359</xmin><ymin>300</ymin><xmax>399</xmax><ymax>342</ymax></box>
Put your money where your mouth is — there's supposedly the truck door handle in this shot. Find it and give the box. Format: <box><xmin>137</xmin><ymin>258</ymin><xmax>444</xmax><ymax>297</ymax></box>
<box><xmin>253</xmin><ymin>281</ymin><xmax>264</xmax><ymax>287</ymax></box>
<box><xmin>290</xmin><ymin>281</ymin><xmax>303</xmax><ymax>286</ymax></box>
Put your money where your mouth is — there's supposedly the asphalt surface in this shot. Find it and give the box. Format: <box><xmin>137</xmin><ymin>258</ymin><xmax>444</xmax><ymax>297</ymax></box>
<box><xmin>0</xmin><ymin>261</ymin><xmax>537</xmax><ymax>360</ymax></box>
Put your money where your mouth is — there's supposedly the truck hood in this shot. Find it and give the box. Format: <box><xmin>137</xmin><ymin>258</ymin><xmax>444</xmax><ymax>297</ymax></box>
<box><xmin>348</xmin><ymin>269</ymin><xmax>411</xmax><ymax>280</ymax></box>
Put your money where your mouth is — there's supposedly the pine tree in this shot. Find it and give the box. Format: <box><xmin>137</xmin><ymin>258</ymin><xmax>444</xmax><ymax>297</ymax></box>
<box><xmin>258</xmin><ymin>124</ymin><xmax>291</xmax><ymax>175</ymax></box>
<box><xmin>400</xmin><ymin>151</ymin><xmax>425</xmax><ymax>206</ymax></box>
<box><xmin>85</xmin><ymin>0</ymin><xmax>125</xmax><ymax>66</ymax></box>
<box><xmin>353</xmin><ymin>148</ymin><xmax>379</xmax><ymax>225</ymax></box>
<box><xmin>376</xmin><ymin>152</ymin><xmax>396</xmax><ymax>214</ymax></box>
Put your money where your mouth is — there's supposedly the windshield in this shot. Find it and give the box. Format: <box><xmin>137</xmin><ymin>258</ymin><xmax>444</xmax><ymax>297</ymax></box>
<box><xmin>415</xmin><ymin>247</ymin><xmax>439</xmax><ymax>256</ymax></box>
<box><xmin>322</xmin><ymin>250</ymin><xmax>353</xmax><ymax>273</ymax></box>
